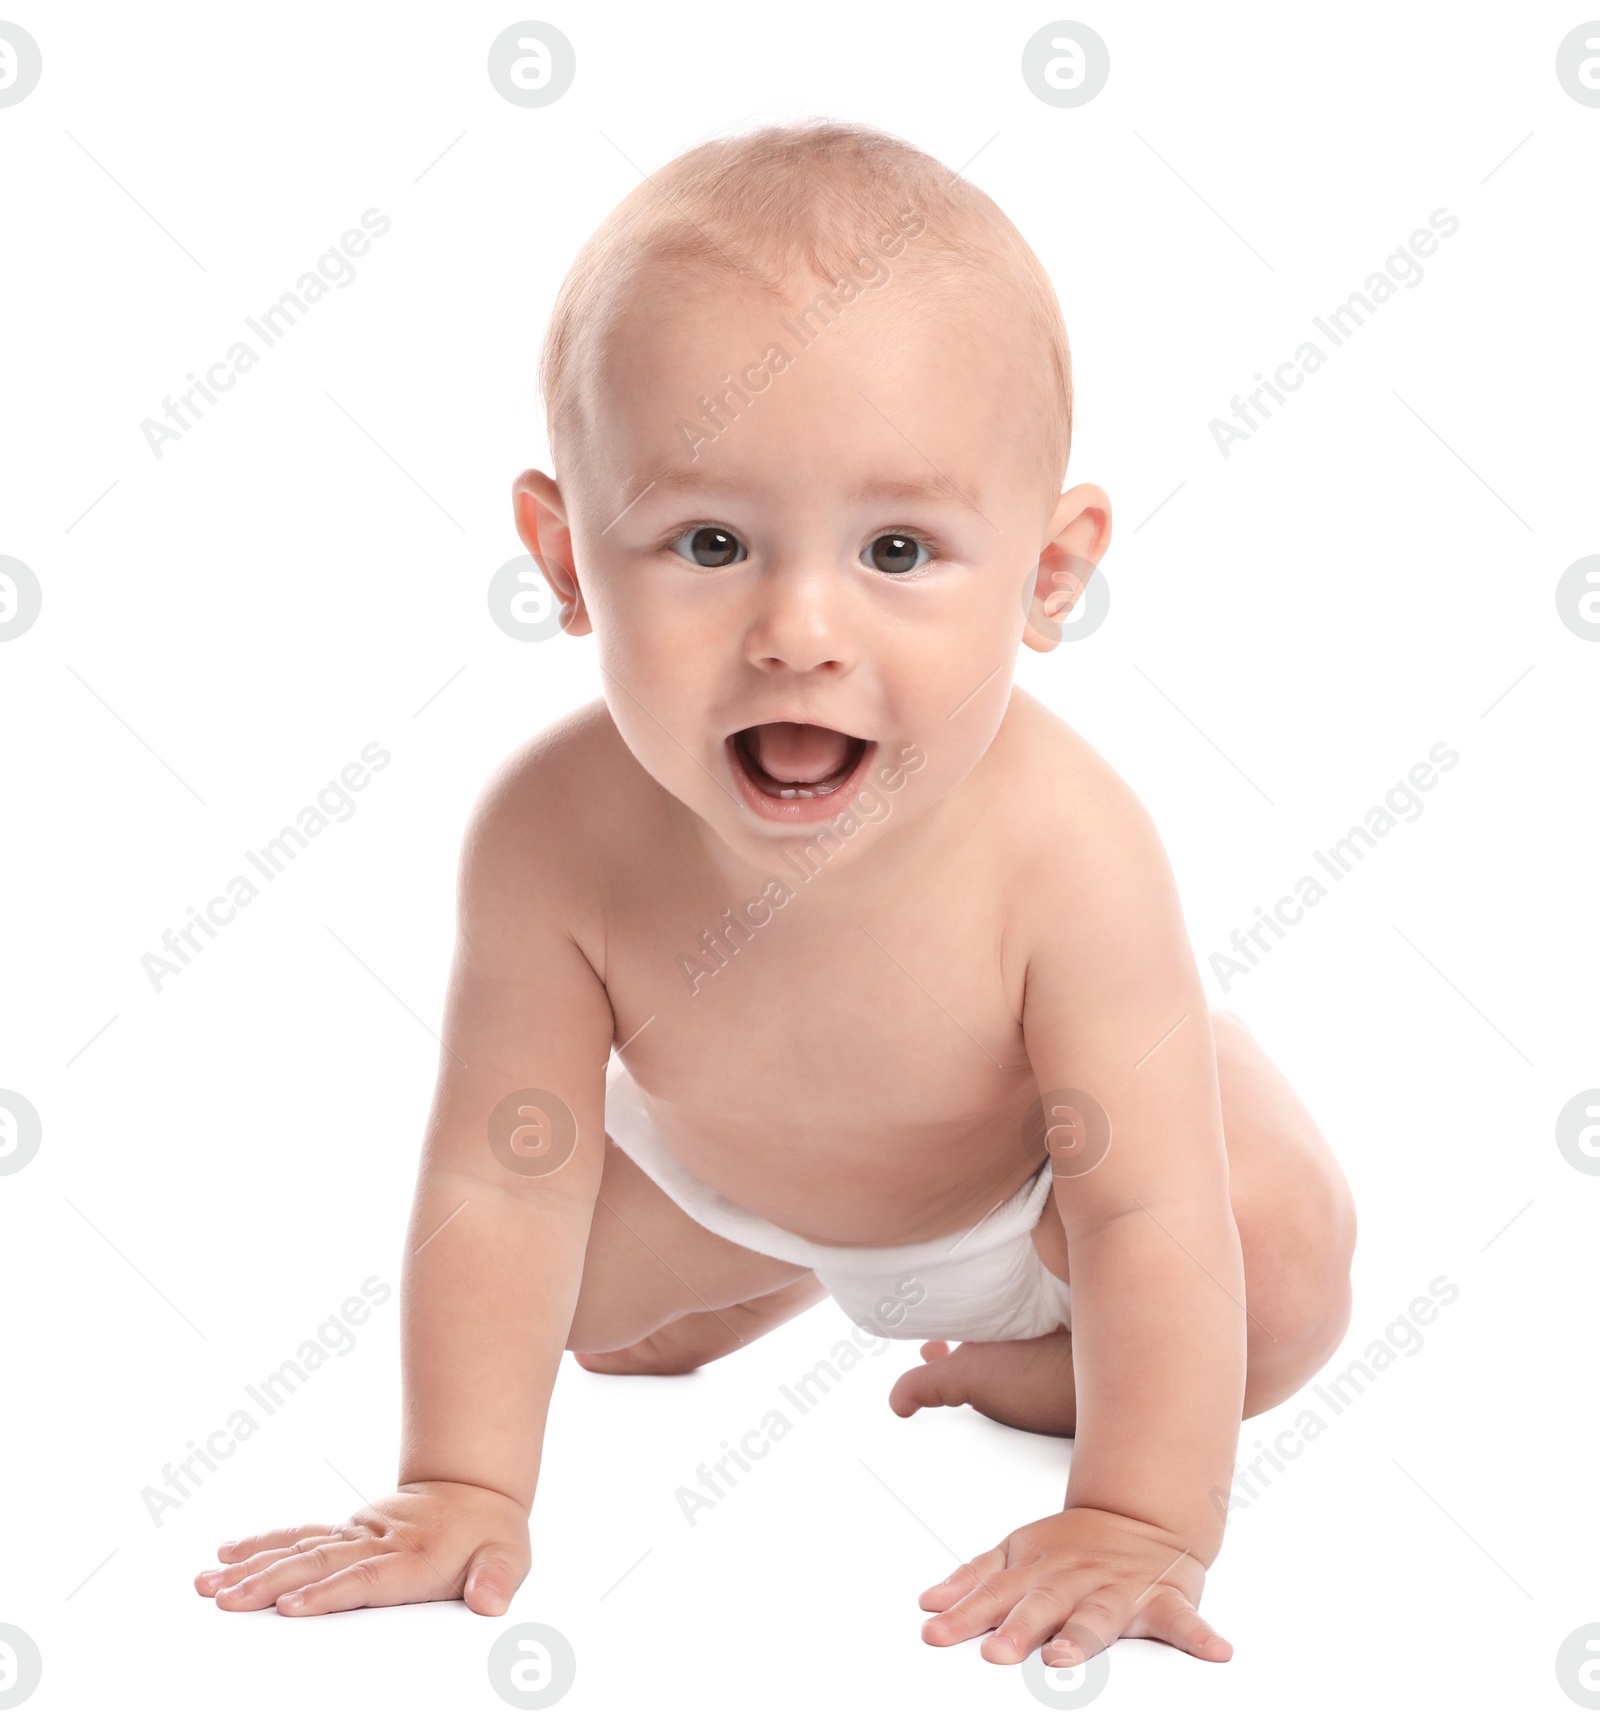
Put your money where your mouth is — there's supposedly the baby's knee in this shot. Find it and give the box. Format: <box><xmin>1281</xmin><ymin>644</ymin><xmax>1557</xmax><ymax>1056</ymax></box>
<box><xmin>1241</xmin><ymin>1153</ymin><xmax>1356</xmax><ymax>1358</ymax></box>
<box><xmin>566</xmin><ymin>1278</ymin><xmax>680</xmax><ymax>1356</ymax></box>
<box><xmin>1274</xmin><ymin>1257</ymin><xmax>1353</xmax><ymax>1372</ymax></box>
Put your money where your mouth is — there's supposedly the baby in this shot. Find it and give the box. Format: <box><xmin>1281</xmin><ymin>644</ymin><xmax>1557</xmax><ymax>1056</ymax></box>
<box><xmin>195</xmin><ymin>122</ymin><xmax>1355</xmax><ymax>1670</ymax></box>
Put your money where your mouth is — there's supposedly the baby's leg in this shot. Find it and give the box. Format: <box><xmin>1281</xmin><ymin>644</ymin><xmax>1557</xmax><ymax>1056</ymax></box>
<box><xmin>892</xmin><ymin>1009</ymin><xmax>1357</xmax><ymax>1433</ymax></box>
<box><xmin>566</xmin><ymin>1132</ymin><xmax>825</xmax><ymax>1374</ymax></box>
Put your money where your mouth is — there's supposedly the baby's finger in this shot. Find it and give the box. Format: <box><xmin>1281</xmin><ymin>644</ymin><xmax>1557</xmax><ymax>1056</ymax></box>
<box><xmin>463</xmin><ymin>1540</ymin><xmax>528</xmax><ymax>1616</ymax></box>
<box><xmin>984</xmin><ymin>1583</ymin><xmax>1099</xmax><ymax>1665</ymax></box>
<box><xmin>196</xmin><ymin>1545</ymin><xmax>300</xmax><ymax>1596</ymax></box>
<box><xmin>921</xmin><ymin>1565</ymin><xmax>1016</xmax><ymax>1644</ymax></box>
<box><xmin>209</xmin><ymin>1525</ymin><xmax>377</xmax><ymax>1589</ymax></box>
<box><xmin>213</xmin><ymin>1540</ymin><xmax>377</xmax><ymax>1611</ymax></box>
<box><xmin>276</xmin><ymin>1551</ymin><xmax>447</xmax><ymax>1616</ymax></box>
<box><xmin>917</xmin><ymin>1547</ymin><xmax>1005</xmax><ymax>1612</ymax></box>
<box><xmin>217</xmin><ymin>1524</ymin><xmax>339</xmax><ymax>1564</ymax></box>
<box><xmin>1040</xmin><ymin>1592</ymin><xmax>1132</xmax><ymax>1668</ymax></box>
<box><xmin>1126</xmin><ymin>1582</ymin><xmax>1231</xmax><ymax>1662</ymax></box>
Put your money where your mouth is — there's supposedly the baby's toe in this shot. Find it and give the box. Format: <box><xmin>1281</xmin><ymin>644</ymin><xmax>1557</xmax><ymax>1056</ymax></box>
<box><xmin>888</xmin><ymin>1352</ymin><xmax>966</xmax><ymax>1417</ymax></box>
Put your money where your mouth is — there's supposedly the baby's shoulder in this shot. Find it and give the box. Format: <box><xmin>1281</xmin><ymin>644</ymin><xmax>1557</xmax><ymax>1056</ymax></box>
<box><xmin>459</xmin><ymin>700</ymin><xmax>649</xmax><ymax>897</ymax></box>
<box><xmin>988</xmin><ymin>691</ymin><xmax>1181</xmax><ymax>959</ymax></box>
<box><xmin>996</xmin><ymin>690</ymin><xmax>1163</xmax><ymax>870</ymax></box>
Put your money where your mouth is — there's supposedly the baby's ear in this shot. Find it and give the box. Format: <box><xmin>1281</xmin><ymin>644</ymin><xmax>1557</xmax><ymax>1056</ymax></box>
<box><xmin>1020</xmin><ymin>484</ymin><xmax>1112</xmax><ymax>653</ymax></box>
<box><xmin>512</xmin><ymin>469</ymin><xmax>590</xmax><ymax>636</ymax></box>
<box><xmin>1021</xmin><ymin>556</ymin><xmax>1096</xmax><ymax>651</ymax></box>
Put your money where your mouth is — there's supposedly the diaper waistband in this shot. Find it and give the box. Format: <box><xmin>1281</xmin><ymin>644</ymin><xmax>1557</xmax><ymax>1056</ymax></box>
<box><xmin>603</xmin><ymin>1053</ymin><xmax>1055</xmax><ymax>1274</ymax></box>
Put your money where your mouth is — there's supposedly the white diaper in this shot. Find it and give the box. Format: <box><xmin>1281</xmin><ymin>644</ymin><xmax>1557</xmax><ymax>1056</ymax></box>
<box><xmin>604</xmin><ymin>1055</ymin><xmax>1072</xmax><ymax>1343</ymax></box>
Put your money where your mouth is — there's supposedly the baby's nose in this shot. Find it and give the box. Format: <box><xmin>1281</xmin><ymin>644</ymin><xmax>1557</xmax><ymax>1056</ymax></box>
<box><xmin>742</xmin><ymin>569</ymin><xmax>858</xmax><ymax>674</ymax></box>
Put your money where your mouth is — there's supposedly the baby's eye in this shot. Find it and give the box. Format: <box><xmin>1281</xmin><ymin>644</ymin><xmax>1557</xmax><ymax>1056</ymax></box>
<box><xmin>862</xmin><ymin>533</ymin><xmax>932</xmax><ymax>576</ymax></box>
<box><xmin>670</xmin><ymin>525</ymin><xmax>746</xmax><ymax>568</ymax></box>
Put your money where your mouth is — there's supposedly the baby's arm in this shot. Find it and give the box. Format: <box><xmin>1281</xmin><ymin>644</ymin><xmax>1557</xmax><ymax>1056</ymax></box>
<box><xmin>921</xmin><ymin>768</ymin><xmax>1246</xmax><ymax>1664</ymax></box>
<box><xmin>197</xmin><ymin>747</ymin><xmax>613</xmax><ymax>1615</ymax></box>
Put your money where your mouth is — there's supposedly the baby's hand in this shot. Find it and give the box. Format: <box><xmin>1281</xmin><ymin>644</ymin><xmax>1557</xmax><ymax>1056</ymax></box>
<box><xmin>194</xmin><ymin>1481</ymin><xmax>530</xmax><ymax>1616</ymax></box>
<box><xmin>918</xmin><ymin>1506</ymin><xmax>1230</xmax><ymax>1667</ymax></box>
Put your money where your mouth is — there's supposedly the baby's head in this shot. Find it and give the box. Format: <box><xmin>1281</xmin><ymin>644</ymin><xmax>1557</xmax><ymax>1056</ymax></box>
<box><xmin>515</xmin><ymin>121</ymin><xmax>1110</xmax><ymax>869</ymax></box>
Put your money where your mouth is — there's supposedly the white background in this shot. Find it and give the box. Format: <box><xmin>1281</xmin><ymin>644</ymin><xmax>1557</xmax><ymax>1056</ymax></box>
<box><xmin>2</xmin><ymin>1</ymin><xmax>1597</xmax><ymax>1725</ymax></box>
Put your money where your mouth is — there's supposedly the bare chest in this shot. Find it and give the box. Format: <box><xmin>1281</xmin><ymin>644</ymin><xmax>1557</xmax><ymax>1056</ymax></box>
<box><xmin>596</xmin><ymin>846</ymin><xmax>1038</xmax><ymax>1241</ymax></box>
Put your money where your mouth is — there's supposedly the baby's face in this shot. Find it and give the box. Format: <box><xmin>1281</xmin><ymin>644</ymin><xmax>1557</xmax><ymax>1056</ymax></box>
<box><xmin>520</xmin><ymin>264</ymin><xmax>1108</xmax><ymax>874</ymax></box>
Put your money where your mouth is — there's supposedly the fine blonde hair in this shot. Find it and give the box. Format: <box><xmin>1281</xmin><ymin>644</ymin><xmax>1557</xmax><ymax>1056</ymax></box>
<box><xmin>538</xmin><ymin>120</ymin><xmax>1074</xmax><ymax>491</ymax></box>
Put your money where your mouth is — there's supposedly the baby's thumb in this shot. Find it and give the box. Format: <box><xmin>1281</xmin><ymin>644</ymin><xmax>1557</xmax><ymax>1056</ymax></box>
<box><xmin>462</xmin><ymin>1542</ymin><xmax>525</xmax><ymax>1616</ymax></box>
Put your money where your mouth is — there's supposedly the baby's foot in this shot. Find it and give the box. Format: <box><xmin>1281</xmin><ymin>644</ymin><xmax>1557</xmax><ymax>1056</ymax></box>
<box><xmin>888</xmin><ymin>1329</ymin><xmax>1077</xmax><ymax>1436</ymax></box>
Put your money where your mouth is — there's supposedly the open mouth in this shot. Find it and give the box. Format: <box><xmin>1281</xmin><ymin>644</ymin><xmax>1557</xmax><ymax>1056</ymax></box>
<box><xmin>726</xmin><ymin>722</ymin><xmax>875</xmax><ymax>821</ymax></box>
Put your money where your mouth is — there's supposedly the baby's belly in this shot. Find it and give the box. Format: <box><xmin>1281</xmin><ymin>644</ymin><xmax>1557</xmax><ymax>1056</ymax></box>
<box><xmin>636</xmin><ymin>1086</ymin><xmax>1047</xmax><ymax>1251</ymax></box>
